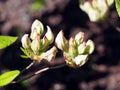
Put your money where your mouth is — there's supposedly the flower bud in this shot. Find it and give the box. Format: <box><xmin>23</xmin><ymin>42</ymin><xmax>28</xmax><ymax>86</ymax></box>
<box><xmin>69</xmin><ymin>37</ymin><xmax>77</xmax><ymax>57</ymax></box>
<box><xmin>63</xmin><ymin>53</ymin><xmax>76</xmax><ymax>67</ymax></box>
<box><xmin>43</xmin><ymin>46</ymin><xmax>58</xmax><ymax>62</ymax></box>
<box><xmin>85</xmin><ymin>40</ymin><xmax>95</xmax><ymax>54</ymax></box>
<box><xmin>40</xmin><ymin>36</ymin><xmax>49</xmax><ymax>51</ymax></box>
<box><xmin>79</xmin><ymin>0</ymin><xmax>114</xmax><ymax>22</ymax></box>
<box><xmin>45</xmin><ymin>26</ymin><xmax>54</xmax><ymax>44</ymax></box>
<box><xmin>31</xmin><ymin>34</ymin><xmax>40</xmax><ymax>53</ymax></box>
<box><xmin>75</xmin><ymin>32</ymin><xmax>84</xmax><ymax>45</ymax></box>
<box><xmin>30</xmin><ymin>19</ymin><xmax>44</xmax><ymax>40</ymax></box>
<box><xmin>78</xmin><ymin>42</ymin><xmax>86</xmax><ymax>54</ymax></box>
<box><xmin>55</xmin><ymin>30</ymin><xmax>69</xmax><ymax>52</ymax></box>
<box><xmin>21</xmin><ymin>34</ymin><xmax>31</xmax><ymax>49</ymax></box>
<box><xmin>73</xmin><ymin>55</ymin><xmax>88</xmax><ymax>67</ymax></box>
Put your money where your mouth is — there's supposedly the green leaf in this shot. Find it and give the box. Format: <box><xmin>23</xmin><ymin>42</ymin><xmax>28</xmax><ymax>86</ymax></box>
<box><xmin>20</xmin><ymin>55</ymin><xmax>29</xmax><ymax>58</ymax></box>
<box><xmin>0</xmin><ymin>36</ymin><xmax>18</xmax><ymax>49</ymax></box>
<box><xmin>31</xmin><ymin>0</ymin><xmax>45</xmax><ymax>11</ymax></box>
<box><xmin>115</xmin><ymin>0</ymin><xmax>120</xmax><ymax>16</ymax></box>
<box><xmin>0</xmin><ymin>70</ymin><xmax>20</xmax><ymax>87</ymax></box>
<box><xmin>20</xmin><ymin>47</ymin><xmax>29</xmax><ymax>56</ymax></box>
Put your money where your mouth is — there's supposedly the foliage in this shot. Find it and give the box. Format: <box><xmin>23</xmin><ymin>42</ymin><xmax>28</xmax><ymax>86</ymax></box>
<box><xmin>0</xmin><ymin>36</ymin><xmax>18</xmax><ymax>49</ymax></box>
<box><xmin>115</xmin><ymin>0</ymin><xmax>120</xmax><ymax>16</ymax></box>
<box><xmin>0</xmin><ymin>70</ymin><xmax>20</xmax><ymax>87</ymax></box>
<box><xmin>31</xmin><ymin>0</ymin><xmax>45</xmax><ymax>11</ymax></box>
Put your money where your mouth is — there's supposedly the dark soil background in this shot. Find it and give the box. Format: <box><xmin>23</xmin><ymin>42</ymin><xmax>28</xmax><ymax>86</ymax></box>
<box><xmin>0</xmin><ymin>0</ymin><xmax>120</xmax><ymax>90</ymax></box>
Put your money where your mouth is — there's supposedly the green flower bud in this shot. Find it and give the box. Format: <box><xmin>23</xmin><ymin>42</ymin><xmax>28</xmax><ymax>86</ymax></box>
<box><xmin>31</xmin><ymin>34</ymin><xmax>40</xmax><ymax>53</ymax></box>
<box><xmin>21</xmin><ymin>34</ymin><xmax>31</xmax><ymax>49</ymax></box>
<box><xmin>43</xmin><ymin>46</ymin><xmax>58</xmax><ymax>62</ymax></box>
<box><xmin>55</xmin><ymin>30</ymin><xmax>69</xmax><ymax>52</ymax></box>
<box><xmin>75</xmin><ymin>32</ymin><xmax>84</xmax><ymax>45</ymax></box>
<box><xmin>45</xmin><ymin>26</ymin><xmax>54</xmax><ymax>44</ymax></box>
<box><xmin>30</xmin><ymin>19</ymin><xmax>44</xmax><ymax>40</ymax></box>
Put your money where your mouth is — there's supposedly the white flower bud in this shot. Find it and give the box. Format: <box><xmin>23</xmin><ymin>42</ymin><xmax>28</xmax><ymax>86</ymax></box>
<box><xmin>79</xmin><ymin>0</ymin><xmax>113</xmax><ymax>22</ymax></box>
<box><xmin>78</xmin><ymin>42</ymin><xmax>86</xmax><ymax>54</ymax></box>
<box><xmin>43</xmin><ymin>46</ymin><xmax>58</xmax><ymax>62</ymax></box>
<box><xmin>74</xmin><ymin>55</ymin><xmax>88</xmax><ymax>66</ymax></box>
<box><xmin>30</xmin><ymin>19</ymin><xmax>44</xmax><ymax>40</ymax></box>
<box><xmin>45</xmin><ymin>26</ymin><xmax>54</xmax><ymax>44</ymax></box>
<box><xmin>86</xmin><ymin>40</ymin><xmax>95</xmax><ymax>54</ymax></box>
<box><xmin>55</xmin><ymin>30</ymin><xmax>68</xmax><ymax>52</ymax></box>
<box><xmin>31</xmin><ymin>34</ymin><xmax>40</xmax><ymax>53</ymax></box>
<box><xmin>40</xmin><ymin>36</ymin><xmax>49</xmax><ymax>51</ymax></box>
<box><xmin>21</xmin><ymin>34</ymin><xmax>31</xmax><ymax>49</ymax></box>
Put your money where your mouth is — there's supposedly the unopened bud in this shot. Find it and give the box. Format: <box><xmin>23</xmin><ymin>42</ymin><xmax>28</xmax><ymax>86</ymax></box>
<box><xmin>40</xmin><ymin>36</ymin><xmax>49</xmax><ymax>51</ymax></box>
<box><xmin>45</xmin><ymin>26</ymin><xmax>54</xmax><ymax>44</ymax></box>
<box><xmin>55</xmin><ymin>30</ymin><xmax>68</xmax><ymax>52</ymax></box>
<box><xmin>21</xmin><ymin>34</ymin><xmax>31</xmax><ymax>49</ymax></box>
<box><xmin>31</xmin><ymin>34</ymin><xmax>40</xmax><ymax>53</ymax></box>
<box><xmin>79</xmin><ymin>0</ymin><xmax>114</xmax><ymax>22</ymax></box>
<box><xmin>75</xmin><ymin>32</ymin><xmax>84</xmax><ymax>45</ymax></box>
<box><xmin>74</xmin><ymin>55</ymin><xmax>88</xmax><ymax>67</ymax></box>
<box><xmin>30</xmin><ymin>19</ymin><xmax>44</xmax><ymax>40</ymax></box>
<box><xmin>43</xmin><ymin>46</ymin><xmax>58</xmax><ymax>62</ymax></box>
<box><xmin>78</xmin><ymin>42</ymin><xmax>86</xmax><ymax>54</ymax></box>
<box><xmin>69</xmin><ymin>37</ymin><xmax>77</xmax><ymax>58</ymax></box>
<box><xmin>85</xmin><ymin>40</ymin><xmax>95</xmax><ymax>54</ymax></box>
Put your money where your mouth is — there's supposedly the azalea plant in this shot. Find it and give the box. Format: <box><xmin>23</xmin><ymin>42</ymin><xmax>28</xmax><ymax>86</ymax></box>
<box><xmin>0</xmin><ymin>20</ymin><xmax>95</xmax><ymax>87</ymax></box>
<box><xmin>0</xmin><ymin>0</ymin><xmax>120</xmax><ymax>87</ymax></box>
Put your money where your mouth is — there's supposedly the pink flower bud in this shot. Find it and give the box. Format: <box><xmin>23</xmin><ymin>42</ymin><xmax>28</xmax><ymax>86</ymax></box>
<box><xmin>68</xmin><ymin>37</ymin><xmax>77</xmax><ymax>57</ymax></box>
<box><xmin>21</xmin><ymin>34</ymin><xmax>31</xmax><ymax>49</ymax></box>
<box><xmin>30</xmin><ymin>19</ymin><xmax>44</xmax><ymax>40</ymax></box>
<box><xmin>55</xmin><ymin>30</ymin><xmax>68</xmax><ymax>52</ymax></box>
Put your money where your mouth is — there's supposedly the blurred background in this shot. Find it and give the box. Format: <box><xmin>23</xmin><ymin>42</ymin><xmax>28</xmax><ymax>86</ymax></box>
<box><xmin>0</xmin><ymin>0</ymin><xmax>120</xmax><ymax>90</ymax></box>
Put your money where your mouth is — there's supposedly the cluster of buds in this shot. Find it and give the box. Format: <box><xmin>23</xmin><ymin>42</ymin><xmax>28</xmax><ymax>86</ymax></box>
<box><xmin>21</xmin><ymin>19</ymin><xmax>95</xmax><ymax>68</ymax></box>
<box><xmin>21</xmin><ymin>20</ymin><xmax>57</xmax><ymax>62</ymax></box>
<box><xmin>79</xmin><ymin>0</ymin><xmax>114</xmax><ymax>22</ymax></box>
<box><xmin>55</xmin><ymin>31</ymin><xmax>95</xmax><ymax>68</ymax></box>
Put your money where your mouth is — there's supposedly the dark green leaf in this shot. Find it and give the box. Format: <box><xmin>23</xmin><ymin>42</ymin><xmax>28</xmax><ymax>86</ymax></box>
<box><xmin>0</xmin><ymin>70</ymin><xmax>20</xmax><ymax>87</ymax></box>
<box><xmin>116</xmin><ymin>0</ymin><xmax>120</xmax><ymax>16</ymax></box>
<box><xmin>0</xmin><ymin>36</ymin><xmax>18</xmax><ymax>49</ymax></box>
